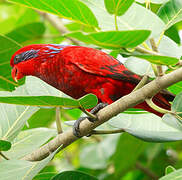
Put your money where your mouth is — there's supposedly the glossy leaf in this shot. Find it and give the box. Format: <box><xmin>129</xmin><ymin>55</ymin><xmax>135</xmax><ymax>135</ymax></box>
<box><xmin>0</xmin><ymin>152</ymin><xmax>56</xmax><ymax>180</ymax></box>
<box><xmin>26</xmin><ymin>76</ymin><xmax>61</xmax><ymax>96</ymax></box>
<box><xmin>136</xmin><ymin>0</ymin><xmax>168</xmax><ymax>3</ymax></box>
<box><xmin>124</xmin><ymin>57</ymin><xmax>155</xmax><ymax>77</ymax></box>
<box><xmin>4</xmin><ymin>128</ymin><xmax>56</xmax><ymax>159</ymax></box>
<box><xmin>0</xmin><ymin>140</ymin><xmax>11</xmax><ymax>151</ymax></box>
<box><xmin>78</xmin><ymin>94</ymin><xmax>98</xmax><ymax>109</ymax></box>
<box><xmin>0</xmin><ymin>86</ymin><xmax>38</xmax><ymax>141</ymax></box>
<box><xmin>134</xmin><ymin>54</ymin><xmax>178</xmax><ymax>65</ymax></box>
<box><xmin>165</xmin><ymin>165</ymin><xmax>176</xmax><ymax>175</ymax></box>
<box><xmin>51</xmin><ymin>171</ymin><xmax>98</xmax><ymax>180</ymax></box>
<box><xmin>6</xmin><ymin>22</ymin><xmax>45</xmax><ymax>44</ymax></box>
<box><xmin>104</xmin><ymin>0</ymin><xmax>134</xmax><ymax>16</ymax></box>
<box><xmin>0</xmin><ymin>35</ymin><xmax>21</xmax><ymax>91</ymax></box>
<box><xmin>8</xmin><ymin>0</ymin><xmax>99</xmax><ymax>28</ymax></box>
<box><xmin>171</xmin><ymin>92</ymin><xmax>182</xmax><ymax>116</ymax></box>
<box><xmin>158</xmin><ymin>0</ymin><xmax>182</xmax><ymax>30</ymax></box>
<box><xmin>66</xmin><ymin>30</ymin><xmax>151</xmax><ymax>49</ymax></box>
<box><xmin>160</xmin><ymin>168</ymin><xmax>182</xmax><ymax>180</ymax></box>
<box><xmin>81</xmin><ymin>1</ymin><xmax>165</xmax><ymax>37</ymax></box>
<box><xmin>168</xmin><ymin>81</ymin><xmax>182</xmax><ymax>94</ymax></box>
<box><xmin>80</xmin><ymin>135</ymin><xmax>119</xmax><ymax>169</ymax></box>
<box><xmin>0</xmin><ymin>94</ymin><xmax>97</xmax><ymax>109</ymax></box>
<box><xmin>112</xmin><ymin>134</ymin><xmax>146</xmax><ymax>175</ymax></box>
<box><xmin>108</xmin><ymin>113</ymin><xmax>182</xmax><ymax>142</ymax></box>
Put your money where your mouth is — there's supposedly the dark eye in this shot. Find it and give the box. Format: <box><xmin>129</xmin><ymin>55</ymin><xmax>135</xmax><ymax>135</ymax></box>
<box><xmin>14</xmin><ymin>55</ymin><xmax>22</xmax><ymax>65</ymax></box>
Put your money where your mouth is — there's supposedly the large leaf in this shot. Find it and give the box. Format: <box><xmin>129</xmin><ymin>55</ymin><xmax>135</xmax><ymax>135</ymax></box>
<box><xmin>124</xmin><ymin>57</ymin><xmax>155</xmax><ymax>77</ymax></box>
<box><xmin>168</xmin><ymin>81</ymin><xmax>182</xmax><ymax>94</ymax></box>
<box><xmin>4</xmin><ymin>128</ymin><xmax>56</xmax><ymax>159</ymax></box>
<box><xmin>8</xmin><ymin>0</ymin><xmax>99</xmax><ymax>28</ymax></box>
<box><xmin>136</xmin><ymin>0</ymin><xmax>168</xmax><ymax>3</ymax></box>
<box><xmin>0</xmin><ymin>35</ymin><xmax>21</xmax><ymax>91</ymax></box>
<box><xmin>51</xmin><ymin>171</ymin><xmax>98</xmax><ymax>180</ymax></box>
<box><xmin>0</xmin><ymin>140</ymin><xmax>11</xmax><ymax>151</ymax></box>
<box><xmin>104</xmin><ymin>0</ymin><xmax>134</xmax><ymax>16</ymax></box>
<box><xmin>66</xmin><ymin>30</ymin><xmax>151</xmax><ymax>49</ymax></box>
<box><xmin>0</xmin><ymin>94</ymin><xmax>98</xmax><ymax>109</ymax></box>
<box><xmin>0</xmin><ymin>86</ymin><xmax>38</xmax><ymax>141</ymax></box>
<box><xmin>108</xmin><ymin>113</ymin><xmax>182</xmax><ymax>142</ymax></box>
<box><xmin>133</xmin><ymin>54</ymin><xmax>178</xmax><ymax>65</ymax></box>
<box><xmin>112</xmin><ymin>134</ymin><xmax>146</xmax><ymax>176</ymax></box>
<box><xmin>0</xmin><ymin>152</ymin><xmax>56</xmax><ymax>180</ymax></box>
<box><xmin>158</xmin><ymin>0</ymin><xmax>182</xmax><ymax>30</ymax></box>
<box><xmin>171</xmin><ymin>92</ymin><xmax>182</xmax><ymax>116</ymax></box>
<box><xmin>26</xmin><ymin>76</ymin><xmax>61</xmax><ymax>96</ymax></box>
<box><xmin>160</xmin><ymin>168</ymin><xmax>182</xmax><ymax>180</ymax></box>
<box><xmin>81</xmin><ymin>1</ymin><xmax>165</xmax><ymax>37</ymax></box>
<box><xmin>80</xmin><ymin>135</ymin><xmax>119</xmax><ymax>169</ymax></box>
<box><xmin>6</xmin><ymin>22</ymin><xmax>45</xmax><ymax>44</ymax></box>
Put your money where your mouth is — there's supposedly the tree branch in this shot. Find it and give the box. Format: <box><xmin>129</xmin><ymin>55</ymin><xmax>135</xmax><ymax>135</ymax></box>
<box><xmin>22</xmin><ymin>67</ymin><xmax>182</xmax><ymax>161</ymax></box>
<box><xmin>37</xmin><ymin>11</ymin><xmax>80</xmax><ymax>45</ymax></box>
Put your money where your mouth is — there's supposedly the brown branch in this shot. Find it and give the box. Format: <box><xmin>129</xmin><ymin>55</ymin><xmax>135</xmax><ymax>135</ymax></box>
<box><xmin>150</xmin><ymin>38</ymin><xmax>164</xmax><ymax>76</ymax></box>
<box><xmin>37</xmin><ymin>11</ymin><xmax>80</xmax><ymax>45</ymax></box>
<box><xmin>22</xmin><ymin>67</ymin><xmax>182</xmax><ymax>161</ymax></box>
<box><xmin>135</xmin><ymin>162</ymin><xmax>158</xmax><ymax>180</ymax></box>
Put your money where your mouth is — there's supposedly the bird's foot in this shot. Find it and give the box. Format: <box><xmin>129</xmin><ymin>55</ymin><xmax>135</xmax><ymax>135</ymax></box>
<box><xmin>73</xmin><ymin>103</ymin><xmax>108</xmax><ymax>137</ymax></box>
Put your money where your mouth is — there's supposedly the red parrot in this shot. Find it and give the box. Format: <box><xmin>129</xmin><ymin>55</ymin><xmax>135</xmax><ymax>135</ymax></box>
<box><xmin>10</xmin><ymin>44</ymin><xmax>174</xmax><ymax>134</ymax></box>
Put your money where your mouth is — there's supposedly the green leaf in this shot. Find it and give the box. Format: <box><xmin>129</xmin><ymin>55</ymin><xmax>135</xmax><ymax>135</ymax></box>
<box><xmin>0</xmin><ymin>140</ymin><xmax>11</xmax><ymax>151</ymax></box>
<box><xmin>81</xmin><ymin>1</ymin><xmax>165</xmax><ymax>37</ymax></box>
<box><xmin>6</xmin><ymin>22</ymin><xmax>45</xmax><ymax>44</ymax></box>
<box><xmin>158</xmin><ymin>0</ymin><xmax>182</xmax><ymax>30</ymax></box>
<box><xmin>80</xmin><ymin>135</ymin><xmax>119</xmax><ymax>169</ymax></box>
<box><xmin>0</xmin><ymin>152</ymin><xmax>56</xmax><ymax>180</ymax></box>
<box><xmin>0</xmin><ymin>96</ymin><xmax>80</xmax><ymax>108</ymax></box>
<box><xmin>0</xmin><ymin>86</ymin><xmax>38</xmax><ymax>141</ymax></box>
<box><xmin>8</xmin><ymin>0</ymin><xmax>99</xmax><ymax>28</ymax></box>
<box><xmin>0</xmin><ymin>35</ymin><xmax>21</xmax><ymax>91</ymax></box>
<box><xmin>171</xmin><ymin>92</ymin><xmax>182</xmax><ymax>116</ymax></box>
<box><xmin>4</xmin><ymin>128</ymin><xmax>56</xmax><ymax>159</ymax></box>
<box><xmin>112</xmin><ymin>134</ymin><xmax>146</xmax><ymax>176</ymax></box>
<box><xmin>133</xmin><ymin>54</ymin><xmax>178</xmax><ymax>65</ymax></box>
<box><xmin>108</xmin><ymin>113</ymin><xmax>182</xmax><ymax>142</ymax></box>
<box><xmin>23</xmin><ymin>108</ymin><xmax>56</xmax><ymax>129</ymax></box>
<box><xmin>168</xmin><ymin>81</ymin><xmax>182</xmax><ymax>94</ymax></box>
<box><xmin>124</xmin><ymin>57</ymin><xmax>155</xmax><ymax>77</ymax></box>
<box><xmin>162</xmin><ymin>113</ymin><xmax>182</xmax><ymax>132</ymax></box>
<box><xmin>66</xmin><ymin>30</ymin><xmax>151</xmax><ymax>49</ymax></box>
<box><xmin>78</xmin><ymin>94</ymin><xmax>98</xmax><ymax>109</ymax></box>
<box><xmin>165</xmin><ymin>165</ymin><xmax>176</xmax><ymax>175</ymax></box>
<box><xmin>26</xmin><ymin>76</ymin><xmax>61</xmax><ymax>96</ymax></box>
<box><xmin>34</xmin><ymin>172</ymin><xmax>57</xmax><ymax>180</ymax></box>
<box><xmin>136</xmin><ymin>0</ymin><xmax>168</xmax><ymax>3</ymax></box>
<box><xmin>51</xmin><ymin>171</ymin><xmax>98</xmax><ymax>180</ymax></box>
<box><xmin>0</xmin><ymin>94</ymin><xmax>97</xmax><ymax>109</ymax></box>
<box><xmin>104</xmin><ymin>0</ymin><xmax>134</xmax><ymax>16</ymax></box>
<box><xmin>165</xmin><ymin>25</ymin><xmax>181</xmax><ymax>45</ymax></box>
<box><xmin>160</xmin><ymin>168</ymin><xmax>182</xmax><ymax>180</ymax></box>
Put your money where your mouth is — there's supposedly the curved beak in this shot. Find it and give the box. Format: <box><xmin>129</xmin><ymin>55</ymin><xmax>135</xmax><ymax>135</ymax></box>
<box><xmin>11</xmin><ymin>66</ymin><xmax>24</xmax><ymax>82</ymax></box>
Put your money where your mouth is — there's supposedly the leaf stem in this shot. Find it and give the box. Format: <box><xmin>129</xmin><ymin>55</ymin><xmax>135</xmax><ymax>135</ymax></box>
<box><xmin>90</xmin><ymin>128</ymin><xmax>125</xmax><ymax>135</ymax></box>
<box><xmin>114</xmin><ymin>14</ymin><xmax>119</xmax><ymax>31</ymax></box>
<box><xmin>150</xmin><ymin>38</ymin><xmax>164</xmax><ymax>76</ymax></box>
<box><xmin>133</xmin><ymin>75</ymin><xmax>149</xmax><ymax>91</ymax></box>
<box><xmin>0</xmin><ymin>152</ymin><xmax>9</xmax><ymax>160</ymax></box>
<box><xmin>56</xmin><ymin>107</ymin><xmax>63</xmax><ymax>134</ymax></box>
<box><xmin>79</xmin><ymin>107</ymin><xmax>97</xmax><ymax>120</ymax></box>
<box><xmin>145</xmin><ymin>98</ymin><xmax>171</xmax><ymax>114</ymax></box>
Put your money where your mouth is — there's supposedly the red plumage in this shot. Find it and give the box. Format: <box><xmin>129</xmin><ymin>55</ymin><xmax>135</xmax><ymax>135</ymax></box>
<box><xmin>10</xmin><ymin>44</ymin><xmax>174</xmax><ymax>116</ymax></box>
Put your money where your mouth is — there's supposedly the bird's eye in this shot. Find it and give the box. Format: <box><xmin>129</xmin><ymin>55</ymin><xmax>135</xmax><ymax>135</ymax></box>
<box><xmin>14</xmin><ymin>55</ymin><xmax>22</xmax><ymax>64</ymax></box>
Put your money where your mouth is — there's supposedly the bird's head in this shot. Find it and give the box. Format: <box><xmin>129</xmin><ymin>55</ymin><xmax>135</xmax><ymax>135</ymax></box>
<box><xmin>10</xmin><ymin>44</ymin><xmax>67</xmax><ymax>82</ymax></box>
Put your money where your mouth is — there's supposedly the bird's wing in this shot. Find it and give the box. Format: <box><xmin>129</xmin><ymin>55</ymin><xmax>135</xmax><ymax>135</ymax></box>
<box><xmin>68</xmin><ymin>46</ymin><xmax>141</xmax><ymax>85</ymax></box>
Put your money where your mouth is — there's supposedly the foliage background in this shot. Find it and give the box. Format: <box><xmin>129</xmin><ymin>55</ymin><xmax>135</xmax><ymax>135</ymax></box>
<box><xmin>0</xmin><ymin>0</ymin><xmax>182</xmax><ymax>179</ymax></box>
